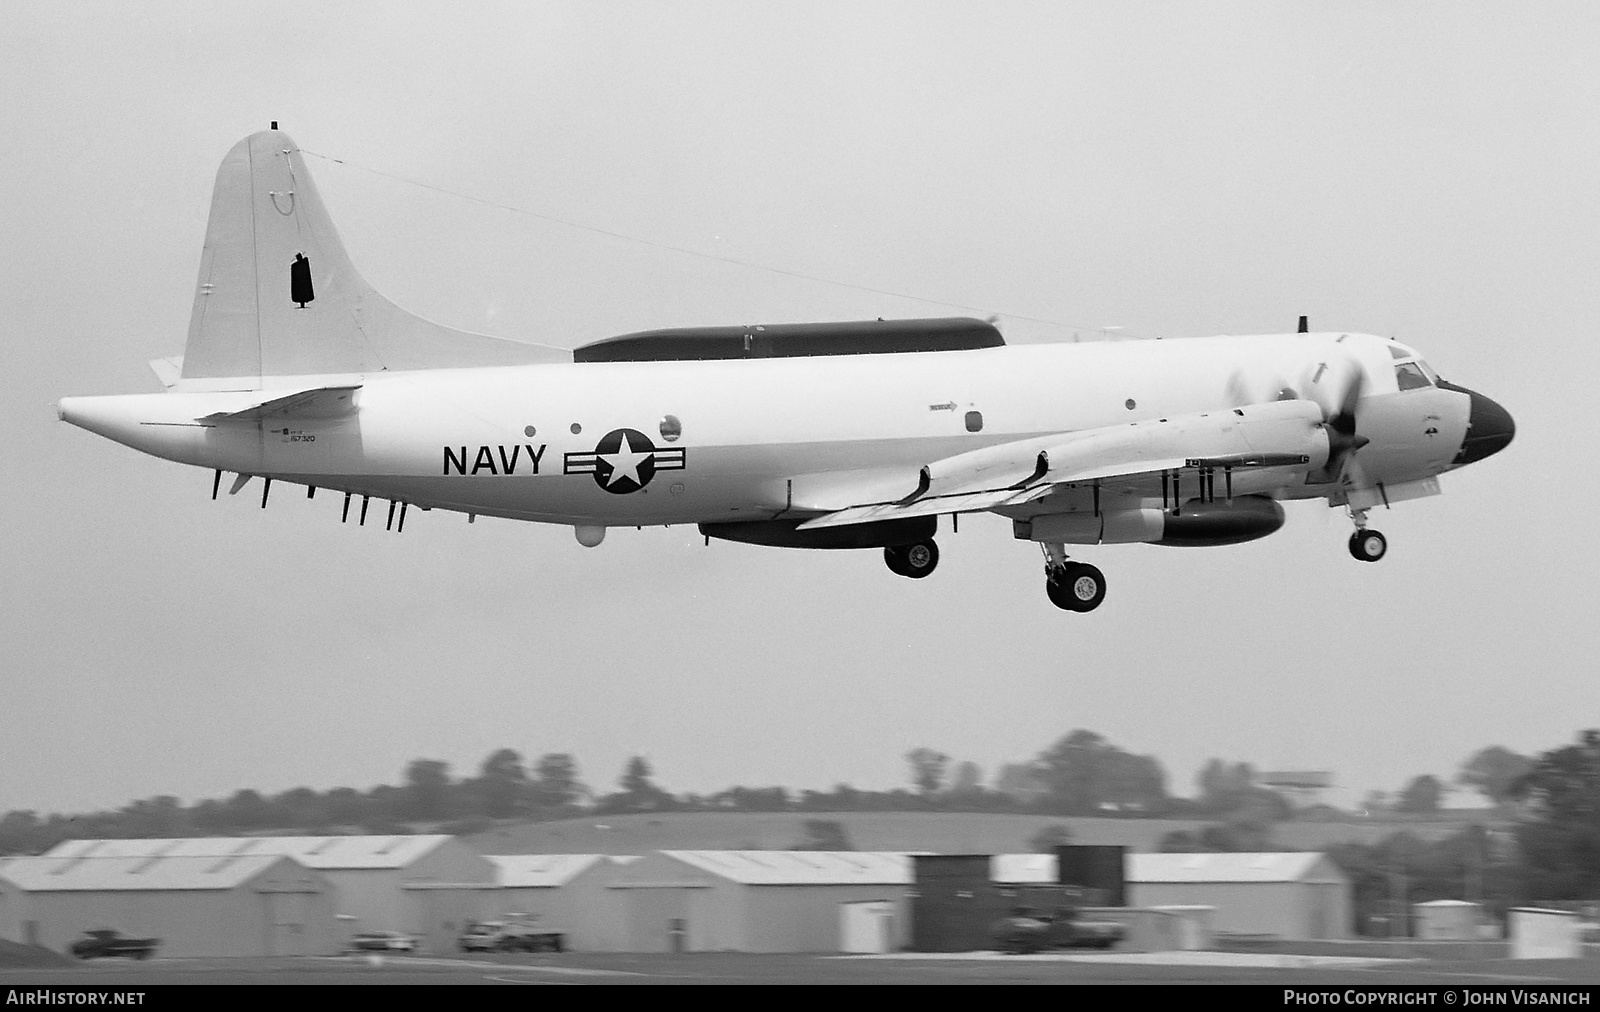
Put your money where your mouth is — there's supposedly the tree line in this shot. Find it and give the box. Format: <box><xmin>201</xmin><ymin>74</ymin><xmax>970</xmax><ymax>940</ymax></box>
<box><xmin>7</xmin><ymin>727</ymin><xmax>1596</xmax><ymax>932</ymax></box>
<box><xmin>0</xmin><ymin>730</ymin><xmax>1211</xmax><ymax>855</ymax></box>
<box><xmin>1312</xmin><ymin>738</ymin><xmax>1596</xmax><ymax>934</ymax></box>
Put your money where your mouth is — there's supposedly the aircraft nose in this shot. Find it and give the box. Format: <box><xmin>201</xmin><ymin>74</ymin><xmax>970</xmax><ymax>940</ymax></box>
<box><xmin>1452</xmin><ymin>386</ymin><xmax>1515</xmax><ymax>465</ymax></box>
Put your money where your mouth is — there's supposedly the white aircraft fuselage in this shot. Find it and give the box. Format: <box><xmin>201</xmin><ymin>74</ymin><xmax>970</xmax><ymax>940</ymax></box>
<box><xmin>61</xmin><ymin>332</ymin><xmax>1475</xmax><ymax>525</ymax></box>
<box><xmin>57</xmin><ymin>128</ymin><xmax>1515</xmax><ymax>611</ymax></box>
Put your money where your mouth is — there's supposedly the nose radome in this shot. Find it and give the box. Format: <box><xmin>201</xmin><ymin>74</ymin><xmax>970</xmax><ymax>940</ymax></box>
<box><xmin>1451</xmin><ymin>386</ymin><xmax>1515</xmax><ymax>465</ymax></box>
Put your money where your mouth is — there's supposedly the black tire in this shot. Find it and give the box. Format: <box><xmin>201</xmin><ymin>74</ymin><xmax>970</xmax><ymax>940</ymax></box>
<box><xmin>1349</xmin><ymin>529</ymin><xmax>1387</xmax><ymax>562</ymax></box>
<box><xmin>900</xmin><ymin>539</ymin><xmax>938</xmax><ymax>578</ymax></box>
<box><xmin>1046</xmin><ymin>562</ymin><xmax>1107</xmax><ymax>612</ymax></box>
<box><xmin>884</xmin><ymin>540</ymin><xmax>939</xmax><ymax>579</ymax></box>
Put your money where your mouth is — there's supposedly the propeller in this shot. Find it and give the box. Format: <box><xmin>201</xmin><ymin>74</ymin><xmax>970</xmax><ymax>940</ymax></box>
<box><xmin>1308</xmin><ymin>359</ymin><xmax>1369</xmax><ymax>486</ymax></box>
<box><xmin>1224</xmin><ymin>369</ymin><xmax>1299</xmax><ymax>409</ymax></box>
<box><xmin>1224</xmin><ymin>356</ymin><xmax>1369</xmax><ymax>488</ymax></box>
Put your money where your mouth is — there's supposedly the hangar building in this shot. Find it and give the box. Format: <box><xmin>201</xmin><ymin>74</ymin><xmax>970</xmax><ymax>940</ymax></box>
<box><xmin>992</xmin><ymin>851</ymin><xmax>1351</xmax><ymax>940</ymax></box>
<box><xmin>484</xmin><ymin>854</ymin><xmax>638</xmax><ymax>950</ymax></box>
<box><xmin>595</xmin><ymin>850</ymin><xmax>914</xmax><ymax>952</ymax></box>
<box><xmin>45</xmin><ymin>836</ymin><xmax>495</xmax><ymax>953</ymax></box>
<box><xmin>0</xmin><ymin>853</ymin><xmax>335</xmax><ymax>956</ymax></box>
<box><xmin>0</xmin><ymin>858</ymin><xmax>23</xmax><ymax>945</ymax></box>
<box><xmin>1127</xmin><ymin>852</ymin><xmax>1351</xmax><ymax>939</ymax></box>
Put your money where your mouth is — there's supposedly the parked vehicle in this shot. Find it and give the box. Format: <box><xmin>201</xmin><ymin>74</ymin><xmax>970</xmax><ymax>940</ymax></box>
<box><xmin>69</xmin><ymin>929</ymin><xmax>159</xmax><ymax>960</ymax></box>
<box><xmin>502</xmin><ymin>925</ymin><xmax>565</xmax><ymax>953</ymax></box>
<box><xmin>459</xmin><ymin>922</ymin><xmax>508</xmax><ymax>952</ymax></box>
<box><xmin>1048</xmin><ymin>913</ymin><xmax>1125</xmax><ymax>950</ymax></box>
<box><xmin>991</xmin><ymin>912</ymin><xmax>1051</xmax><ymax>954</ymax></box>
<box><xmin>992</xmin><ymin>907</ymin><xmax>1125</xmax><ymax>954</ymax></box>
<box><xmin>460</xmin><ymin>921</ymin><xmax>565</xmax><ymax>953</ymax></box>
<box><xmin>348</xmin><ymin>931</ymin><xmax>416</xmax><ymax>953</ymax></box>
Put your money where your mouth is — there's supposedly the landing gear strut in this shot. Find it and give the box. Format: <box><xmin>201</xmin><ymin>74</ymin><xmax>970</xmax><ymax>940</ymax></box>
<box><xmin>1041</xmin><ymin>543</ymin><xmax>1106</xmax><ymax>612</ymax></box>
<box><xmin>1346</xmin><ymin>507</ymin><xmax>1387</xmax><ymax>563</ymax></box>
<box><xmin>884</xmin><ymin>539</ymin><xmax>939</xmax><ymax>579</ymax></box>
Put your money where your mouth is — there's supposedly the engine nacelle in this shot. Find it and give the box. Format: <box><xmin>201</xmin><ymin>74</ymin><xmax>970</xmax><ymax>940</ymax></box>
<box><xmin>1153</xmin><ymin>495</ymin><xmax>1286</xmax><ymax>546</ymax></box>
<box><xmin>1015</xmin><ymin>495</ymin><xmax>1285</xmax><ymax>548</ymax></box>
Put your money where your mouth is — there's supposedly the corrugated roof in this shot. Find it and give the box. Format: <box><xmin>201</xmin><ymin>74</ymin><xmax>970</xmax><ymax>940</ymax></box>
<box><xmin>991</xmin><ymin>852</ymin><xmax>1337</xmax><ymax>884</ymax></box>
<box><xmin>1128</xmin><ymin>852</ymin><xmax>1331</xmax><ymax>883</ymax></box>
<box><xmin>661</xmin><ymin>851</ymin><xmax>914</xmax><ymax>885</ymax></box>
<box><xmin>0</xmin><ymin>854</ymin><xmax>298</xmax><ymax>892</ymax></box>
<box><xmin>488</xmin><ymin>854</ymin><xmax>608</xmax><ymax>888</ymax></box>
<box><xmin>43</xmin><ymin>836</ymin><xmax>452</xmax><ymax>870</ymax></box>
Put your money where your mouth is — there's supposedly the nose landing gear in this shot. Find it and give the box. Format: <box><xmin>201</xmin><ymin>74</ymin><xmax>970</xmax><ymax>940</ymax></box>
<box><xmin>1346</xmin><ymin>507</ymin><xmax>1387</xmax><ymax>562</ymax></box>
<box><xmin>1349</xmin><ymin>528</ymin><xmax>1387</xmax><ymax>562</ymax></box>
<box><xmin>1041</xmin><ymin>542</ymin><xmax>1106</xmax><ymax>612</ymax></box>
<box><xmin>884</xmin><ymin>539</ymin><xmax>939</xmax><ymax>579</ymax></box>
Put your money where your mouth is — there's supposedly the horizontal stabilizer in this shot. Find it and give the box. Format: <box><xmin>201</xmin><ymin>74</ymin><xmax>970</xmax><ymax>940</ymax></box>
<box><xmin>197</xmin><ymin>384</ymin><xmax>361</xmax><ymax>423</ymax></box>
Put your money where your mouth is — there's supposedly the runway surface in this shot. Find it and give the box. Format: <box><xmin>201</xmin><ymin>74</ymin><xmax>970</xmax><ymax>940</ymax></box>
<box><xmin>4</xmin><ymin>950</ymin><xmax>1600</xmax><ymax>986</ymax></box>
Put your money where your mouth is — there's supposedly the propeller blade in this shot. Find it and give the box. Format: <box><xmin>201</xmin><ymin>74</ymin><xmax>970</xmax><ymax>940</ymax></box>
<box><xmin>1327</xmin><ymin>362</ymin><xmax>1365</xmax><ymax>436</ymax></box>
<box><xmin>1318</xmin><ymin>360</ymin><xmax>1368</xmax><ymax>484</ymax></box>
<box><xmin>1224</xmin><ymin>371</ymin><xmax>1251</xmax><ymax>408</ymax></box>
<box><xmin>1225</xmin><ymin>369</ymin><xmax>1297</xmax><ymax>408</ymax></box>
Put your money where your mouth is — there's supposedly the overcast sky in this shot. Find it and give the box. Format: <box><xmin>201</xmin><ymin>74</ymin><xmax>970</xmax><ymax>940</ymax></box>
<box><xmin>2</xmin><ymin>1</ymin><xmax>1594</xmax><ymax>816</ymax></box>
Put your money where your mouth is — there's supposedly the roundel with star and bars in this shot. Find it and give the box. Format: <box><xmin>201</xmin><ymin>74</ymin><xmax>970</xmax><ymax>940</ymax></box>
<box><xmin>562</xmin><ymin>427</ymin><xmax>687</xmax><ymax>494</ymax></box>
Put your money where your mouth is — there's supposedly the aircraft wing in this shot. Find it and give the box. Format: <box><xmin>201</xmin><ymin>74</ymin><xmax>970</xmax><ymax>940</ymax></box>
<box><xmin>796</xmin><ymin>399</ymin><xmax>1328</xmax><ymax>530</ymax></box>
<box><xmin>792</xmin><ymin>486</ymin><xmax>1055</xmax><ymax>529</ymax></box>
<box><xmin>196</xmin><ymin>384</ymin><xmax>362</xmax><ymax>423</ymax></box>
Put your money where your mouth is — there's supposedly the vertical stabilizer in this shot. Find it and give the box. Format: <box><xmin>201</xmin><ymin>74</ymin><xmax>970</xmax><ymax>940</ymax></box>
<box><xmin>181</xmin><ymin>129</ymin><xmax>567</xmax><ymax>385</ymax></box>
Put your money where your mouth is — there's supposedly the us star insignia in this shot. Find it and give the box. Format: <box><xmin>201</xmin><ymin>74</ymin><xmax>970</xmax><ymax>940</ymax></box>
<box><xmin>564</xmin><ymin>427</ymin><xmax>686</xmax><ymax>494</ymax></box>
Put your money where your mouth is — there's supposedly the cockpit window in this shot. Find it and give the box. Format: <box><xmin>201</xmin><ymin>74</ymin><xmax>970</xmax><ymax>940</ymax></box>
<box><xmin>1388</xmin><ymin>344</ymin><xmax>1414</xmax><ymax>360</ymax></box>
<box><xmin>1395</xmin><ymin>362</ymin><xmax>1432</xmax><ymax>391</ymax></box>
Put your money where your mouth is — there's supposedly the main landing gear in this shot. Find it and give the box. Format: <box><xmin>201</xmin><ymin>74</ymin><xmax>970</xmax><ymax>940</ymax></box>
<box><xmin>1041</xmin><ymin>543</ymin><xmax>1106</xmax><ymax>612</ymax></box>
<box><xmin>884</xmin><ymin>539</ymin><xmax>939</xmax><ymax>579</ymax></box>
<box><xmin>1346</xmin><ymin>507</ymin><xmax>1387</xmax><ymax>563</ymax></box>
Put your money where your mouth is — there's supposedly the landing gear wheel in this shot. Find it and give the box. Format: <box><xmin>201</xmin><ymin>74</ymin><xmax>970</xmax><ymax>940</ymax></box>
<box><xmin>884</xmin><ymin>539</ymin><xmax>939</xmax><ymax>579</ymax></box>
<box><xmin>1046</xmin><ymin>562</ymin><xmax>1106</xmax><ymax>612</ymax></box>
<box><xmin>1349</xmin><ymin>529</ymin><xmax>1387</xmax><ymax>562</ymax></box>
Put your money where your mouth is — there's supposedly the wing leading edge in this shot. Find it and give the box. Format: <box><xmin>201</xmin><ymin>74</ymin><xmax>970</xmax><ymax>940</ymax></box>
<box><xmin>797</xmin><ymin>399</ymin><xmax>1330</xmax><ymax>530</ymax></box>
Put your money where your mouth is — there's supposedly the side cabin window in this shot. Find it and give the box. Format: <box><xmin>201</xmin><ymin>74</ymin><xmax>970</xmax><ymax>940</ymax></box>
<box><xmin>1395</xmin><ymin>362</ymin><xmax>1432</xmax><ymax>391</ymax></box>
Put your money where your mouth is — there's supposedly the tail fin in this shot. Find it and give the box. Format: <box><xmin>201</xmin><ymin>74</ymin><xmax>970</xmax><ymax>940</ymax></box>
<box><xmin>181</xmin><ymin>129</ymin><xmax>568</xmax><ymax>384</ymax></box>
